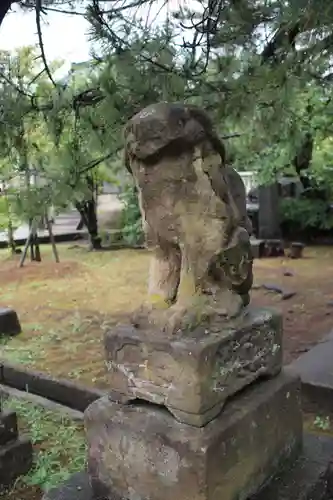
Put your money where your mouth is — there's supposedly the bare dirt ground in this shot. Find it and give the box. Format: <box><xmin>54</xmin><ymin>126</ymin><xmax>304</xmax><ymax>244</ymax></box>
<box><xmin>1</xmin><ymin>484</ymin><xmax>42</xmax><ymax>500</ymax></box>
<box><xmin>251</xmin><ymin>248</ymin><xmax>333</xmax><ymax>364</ymax></box>
<box><xmin>1</xmin><ymin>245</ymin><xmax>333</xmax><ymax>387</ymax></box>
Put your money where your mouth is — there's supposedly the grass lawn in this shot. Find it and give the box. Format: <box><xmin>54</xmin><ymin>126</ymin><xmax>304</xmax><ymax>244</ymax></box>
<box><xmin>0</xmin><ymin>245</ymin><xmax>150</xmax><ymax>388</ymax></box>
<box><xmin>1</xmin><ymin>396</ymin><xmax>86</xmax><ymax>499</ymax></box>
<box><xmin>1</xmin><ymin>243</ymin><xmax>333</xmax><ymax>387</ymax></box>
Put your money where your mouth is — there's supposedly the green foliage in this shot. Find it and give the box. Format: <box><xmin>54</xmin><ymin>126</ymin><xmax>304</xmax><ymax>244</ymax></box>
<box><xmin>0</xmin><ymin>34</ymin><xmax>188</xmax><ymax>239</ymax></box>
<box><xmin>119</xmin><ymin>181</ymin><xmax>143</xmax><ymax>246</ymax></box>
<box><xmin>0</xmin><ymin>195</ymin><xmax>9</xmax><ymax>230</ymax></box>
<box><xmin>0</xmin><ymin>190</ymin><xmax>22</xmax><ymax>232</ymax></box>
<box><xmin>85</xmin><ymin>4</ymin><xmax>333</xmax><ymax>188</ymax></box>
<box><xmin>280</xmin><ymin>198</ymin><xmax>333</xmax><ymax>231</ymax></box>
<box><xmin>2</xmin><ymin>6</ymin><xmax>333</xmax><ymax>233</ymax></box>
<box><xmin>314</xmin><ymin>415</ymin><xmax>331</xmax><ymax>432</ymax></box>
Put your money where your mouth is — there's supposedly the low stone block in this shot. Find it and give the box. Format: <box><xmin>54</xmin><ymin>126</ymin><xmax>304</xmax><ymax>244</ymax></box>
<box><xmin>0</xmin><ymin>436</ymin><xmax>33</xmax><ymax>490</ymax></box>
<box><xmin>0</xmin><ymin>411</ymin><xmax>18</xmax><ymax>446</ymax></box>
<box><xmin>250</xmin><ymin>238</ymin><xmax>265</xmax><ymax>259</ymax></box>
<box><xmin>288</xmin><ymin>331</ymin><xmax>333</xmax><ymax>415</ymax></box>
<box><xmin>0</xmin><ymin>308</ymin><xmax>21</xmax><ymax>337</ymax></box>
<box><xmin>105</xmin><ymin>307</ymin><xmax>283</xmax><ymax>426</ymax></box>
<box><xmin>85</xmin><ymin>369</ymin><xmax>302</xmax><ymax>500</ymax></box>
<box><xmin>42</xmin><ymin>472</ymin><xmax>96</xmax><ymax>500</ymax></box>
<box><xmin>1</xmin><ymin>363</ymin><xmax>105</xmax><ymax>412</ymax></box>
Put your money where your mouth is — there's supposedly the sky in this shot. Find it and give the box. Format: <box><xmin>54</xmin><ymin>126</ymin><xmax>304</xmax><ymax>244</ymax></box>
<box><xmin>0</xmin><ymin>4</ymin><xmax>94</xmax><ymax>75</ymax></box>
<box><xmin>0</xmin><ymin>1</ymin><xmax>192</xmax><ymax>76</ymax></box>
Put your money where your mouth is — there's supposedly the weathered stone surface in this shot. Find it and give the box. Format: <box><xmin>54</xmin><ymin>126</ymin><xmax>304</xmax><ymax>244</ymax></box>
<box><xmin>263</xmin><ymin>239</ymin><xmax>284</xmax><ymax>258</ymax></box>
<box><xmin>105</xmin><ymin>307</ymin><xmax>283</xmax><ymax>426</ymax></box>
<box><xmin>124</xmin><ymin>102</ymin><xmax>253</xmax><ymax>334</ymax></box>
<box><xmin>288</xmin><ymin>330</ymin><xmax>333</xmax><ymax>414</ymax></box>
<box><xmin>42</xmin><ymin>472</ymin><xmax>97</xmax><ymax>500</ymax></box>
<box><xmin>0</xmin><ymin>436</ymin><xmax>33</xmax><ymax>491</ymax></box>
<box><xmin>0</xmin><ymin>308</ymin><xmax>21</xmax><ymax>337</ymax></box>
<box><xmin>85</xmin><ymin>370</ymin><xmax>302</xmax><ymax>500</ymax></box>
<box><xmin>41</xmin><ymin>434</ymin><xmax>333</xmax><ymax>500</ymax></box>
<box><xmin>289</xmin><ymin>242</ymin><xmax>305</xmax><ymax>259</ymax></box>
<box><xmin>258</xmin><ymin>183</ymin><xmax>281</xmax><ymax>240</ymax></box>
<box><xmin>0</xmin><ymin>411</ymin><xmax>18</xmax><ymax>446</ymax></box>
<box><xmin>252</xmin><ymin>434</ymin><xmax>333</xmax><ymax>500</ymax></box>
<box><xmin>250</xmin><ymin>238</ymin><xmax>265</xmax><ymax>259</ymax></box>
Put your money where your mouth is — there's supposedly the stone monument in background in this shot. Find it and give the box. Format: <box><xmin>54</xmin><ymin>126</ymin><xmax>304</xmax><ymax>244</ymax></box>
<box><xmin>84</xmin><ymin>103</ymin><xmax>303</xmax><ymax>500</ymax></box>
<box><xmin>258</xmin><ymin>182</ymin><xmax>281</xmax><ymax>240</ymax></box>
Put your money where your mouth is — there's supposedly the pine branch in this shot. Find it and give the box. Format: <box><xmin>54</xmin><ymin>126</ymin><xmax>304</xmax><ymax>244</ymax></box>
<box><xmin>79</xmin><ymin>148</ymin><xmax>122</xmax><ymax>175</ymax></box>
<box><xmin>89</xmin><ymin>1</ymin><xmax>230</xmax><ymax>95</ymax></box>
<box><xmin>260</xmin><ymin>21</ymin><xmax>302</xmax><ymax>65</ymax></box>
<box><xmin>221</xmin><ymin>133</ymin><xmax>243</xmax><ymax>139</ymax></box>
<box><xmin>35</xmin><ymin>0</ymin><xmax>57</xmax><ymax>88</ymax></box>
<box><xmin>23</xmin><ymin>2</ymin><xmax>85</xmax><ymax>15</ymax></box>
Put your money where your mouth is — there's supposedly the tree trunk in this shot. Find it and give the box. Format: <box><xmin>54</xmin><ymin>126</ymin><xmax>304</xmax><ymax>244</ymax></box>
<box><xmin>75</xmin><ymin>199</ymin><xmax>102</xmax><ymax>250</ymax></box>
<box><xmin>7</xmin><ymin>218</ymin><xmax>16</xmax><ymax>255</ymax></box>
<box><xmin>293</xmin><ymin>132</ymin><xmax>313</xmax><ymax>189</ymax></box>
<box><xmin>76</xmin><ymin>215</ymin><xmax>85</xmax><ymax>230</ymax></box>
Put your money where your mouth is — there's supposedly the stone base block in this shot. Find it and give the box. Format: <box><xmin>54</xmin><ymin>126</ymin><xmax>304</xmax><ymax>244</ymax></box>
<box><xmin>0</xmin><ymin>436</ymin><xmax>33</xmax><ymax>490</ymax></box>
<box><xmin>0</xmin><ymin>308</ymin><xmax>21</xmax><ymax>337</ymax></box>
<box><xmin>85</xmin><ymin>370</ymin><xmax>302</xmax><ymax>500</ymax></box>
<box><xmin>41</xmin><ymin>434</ymin><xmax>333</xmax><ymax>500</ymax></box>
<box><xmin>105</xmin><ymin>307</ymin><xmax>283</xmax><ymax>426</ymax></box>
<box><xmin>0</xmin><ymin>411</ymin><xmax>18</xmax><ymax>446</ymax></box>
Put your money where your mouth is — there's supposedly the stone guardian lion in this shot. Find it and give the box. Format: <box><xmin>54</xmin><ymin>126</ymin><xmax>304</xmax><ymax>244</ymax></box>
<box><xmin>124</xmin><ymin>102</ymin><xmax>253</xmax><ymax>333</ymax></box>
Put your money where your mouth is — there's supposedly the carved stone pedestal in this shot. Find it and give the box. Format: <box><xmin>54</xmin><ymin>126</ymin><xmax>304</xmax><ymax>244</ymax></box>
<box><xmin>85</xmin><ymin>370</ymin><xmax>302</xmax><ymax>500</ymax></box>
<box><xmin>104</xmin><ymin>308</ymin><xmax>283</xmax><ymax>426</ymax></box>
<box><xmin>84</xmin><ymin>307</ymin><xmax>304</xmax><ymax>500</ymax></box>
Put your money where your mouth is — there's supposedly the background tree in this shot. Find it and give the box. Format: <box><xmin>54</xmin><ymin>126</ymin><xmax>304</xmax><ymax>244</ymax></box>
<box><xmin>2</xmin><ymin>0</ymin><xmax>333</xmax><ymax>245</ymax></box>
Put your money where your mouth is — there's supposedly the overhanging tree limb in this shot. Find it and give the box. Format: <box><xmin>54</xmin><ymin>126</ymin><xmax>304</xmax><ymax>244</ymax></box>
<box><xmin>35</xmin><ymin>0</ymin><xmax>57</xmax><ymax>87</ymax></box>
<box><xmin>260</xmin><ymin>21</ymin><xmax>302</xmax><ymax>64</ymax></box>
<box><xmin>88</xmin><ymin>0</ymin><xmax>230</xmax><ymax>95</ymax></box>
<box><xmin>78</xmin><ymin>150</ymin><xmax>119</xmax><ymax>176</ymax></box>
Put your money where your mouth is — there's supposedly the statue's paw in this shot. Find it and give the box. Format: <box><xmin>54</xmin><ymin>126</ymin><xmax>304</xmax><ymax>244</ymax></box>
<box><xmin>131</xmin><ymin>294</ymin><xmax>170</xmax><ymax>327</ymax></box>
<box><xmin>164</xmin><ymin>290</ymin><xmax>244</xmax><ymax>334</ymax></box>
<box><xmin>130</xmin><ymin>304</ymin><xmax>149</xmax><ymax>328</ymax></box>
<box><xmin>136</xmin><ymin>290</ymin><xmax>245</xmax><ymax>334</ymax></box>
<box><xmin>214</xmin><ymin>289</ymin><xmax>244</xmax><ymax>318</ymax></box>
<box><xmin>162</xmin><ymin>306</ymin><xmax>186</xmax><ymax>335</ymax></box>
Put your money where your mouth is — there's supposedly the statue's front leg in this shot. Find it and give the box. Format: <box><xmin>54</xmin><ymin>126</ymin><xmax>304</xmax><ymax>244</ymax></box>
<box><xmin>148</xmin><ymin>242</ymin><xmax>181</xmax><ymax>307</ymax></box>
<box><xmin>163</xmin><ymin>223</ymin><xmax>244</xmax><ymax>334</ymax></box>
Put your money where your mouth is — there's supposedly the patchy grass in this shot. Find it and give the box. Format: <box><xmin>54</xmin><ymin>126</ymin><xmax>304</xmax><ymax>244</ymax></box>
<box><xmin>303</xmin><ymin>412</ymin><xmax>333</xmax><ymax>438</ymax></box>
<box><xmin>1</xmin><ymin>396</ymin><xmax>86</xmax><ymax>498</ymax></box>
<box><xmin>0</xmin><ymin>245</ymin><xmax>150</xmax><ymax>388</ymax></box>
<box><xmin>1</xmin><ymin>244</ymin><xmax>333</xmax><ymax>386</ymax></box>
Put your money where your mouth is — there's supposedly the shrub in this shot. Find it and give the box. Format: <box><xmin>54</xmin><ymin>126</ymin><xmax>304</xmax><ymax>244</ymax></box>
<box><xmin>280</xmin><ymin>198</ymin><xmax>333</xmax><ymax>236</ymax></box>
<box><xmin>118</xmin><ymin>182</ymin><xmax>144</xmax><ymax>246</ymax></box>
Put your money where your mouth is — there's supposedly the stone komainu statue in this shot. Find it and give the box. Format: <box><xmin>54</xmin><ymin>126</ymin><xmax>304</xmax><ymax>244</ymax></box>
<box><xmin>124</xmin><ymin>102</ymin><xmax>253</xmax><ymax>333</ymax></box>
